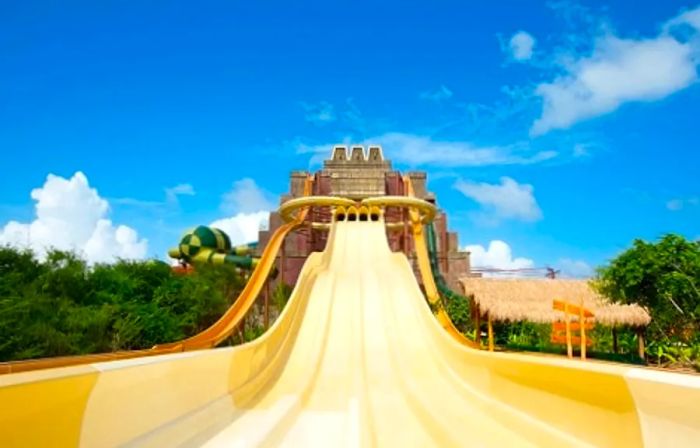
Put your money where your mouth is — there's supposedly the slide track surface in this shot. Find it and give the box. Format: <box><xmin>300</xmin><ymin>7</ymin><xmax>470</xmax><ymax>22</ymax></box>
<box><xmin>2</xmin><ymin>220</ymin><xmax>700</xmax><ymax>447</ymax></box>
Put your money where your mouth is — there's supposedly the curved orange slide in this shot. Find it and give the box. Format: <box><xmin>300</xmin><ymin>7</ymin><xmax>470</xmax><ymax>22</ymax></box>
<box><xmin>403</xmin><ymin>175</ymin><xmax>480</xmax><ymax>349</ymax></box>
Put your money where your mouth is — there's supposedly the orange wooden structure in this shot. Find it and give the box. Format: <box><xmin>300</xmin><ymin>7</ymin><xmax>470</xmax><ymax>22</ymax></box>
<box><xmin>551</xmin><ymin>299</ymin><xmax>594</xmax><ymax>360</ymax></box>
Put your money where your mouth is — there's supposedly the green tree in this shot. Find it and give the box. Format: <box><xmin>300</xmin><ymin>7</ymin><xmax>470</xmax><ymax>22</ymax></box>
<box><xmin>0</xmin><ymin>246</ymin><xmax>248</xmax><ymax>362</ymax></box>
<box><xmin>596</xmin><ymin>234</ymin><xmax>700</xmax><ymax>344</ymax></box>
<box><xmin>271</xmin><ymin>282</ymin><xmax>293</xmax><ymax>311</ymax></box>
<box><xmin>444</xmin><ymin>294</ymin><xmax>471</xmax><ymax>333</ymax></box>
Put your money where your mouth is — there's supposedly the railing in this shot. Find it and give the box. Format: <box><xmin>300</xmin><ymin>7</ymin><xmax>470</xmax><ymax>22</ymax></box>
<box><xmin>551</xmin><ymin>299</ymin><xmax>595</xmax><ymax>360</ymax></box>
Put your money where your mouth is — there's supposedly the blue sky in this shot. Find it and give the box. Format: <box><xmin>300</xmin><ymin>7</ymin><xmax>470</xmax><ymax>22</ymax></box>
<box><xmin>1</xmin><ymin>1</ymin><xmax>698</xmax><ymax>275</ymax></box>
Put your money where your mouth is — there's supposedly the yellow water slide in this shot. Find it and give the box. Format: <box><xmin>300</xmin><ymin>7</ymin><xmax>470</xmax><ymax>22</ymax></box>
<box><xmin>2</xmin><ymin>217</ymin><xmax>700</xmax><ymax>447</ymax></box>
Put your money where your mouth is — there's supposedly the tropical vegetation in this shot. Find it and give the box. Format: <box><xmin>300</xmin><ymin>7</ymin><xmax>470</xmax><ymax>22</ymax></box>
<box><xmin>1</xmin><ymin>233</ymin><xmax>698</xmax><ymax>371</ymax></box>
<box><xmin>0</xmin><ymin>246</ymin><xmax>279</xmax><ymax>362</ymax></box>
<box><xmin>443</xmin><ymin>233</ymin><xmax>700</xmax><ymax>370</ymax></box>
<box><xmin>596</xmin><ymin>234</ymin><xmax>700</xmax><ymax>370</ymax></box>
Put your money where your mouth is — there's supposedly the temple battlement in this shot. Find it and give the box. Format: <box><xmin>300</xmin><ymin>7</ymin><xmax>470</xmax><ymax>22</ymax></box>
<box><xmin>325</xmin><ymin>145</ymin><xmax>391</xmax><ymax>167</ymax></box>
<box><xmin>321</xmin><ymin>145</ymin><xmax>392</xmax><ymax>198</ymax></box>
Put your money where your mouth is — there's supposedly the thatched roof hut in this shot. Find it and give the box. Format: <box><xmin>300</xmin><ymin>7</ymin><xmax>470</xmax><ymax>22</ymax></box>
<box><xmin>461</xmin><ymin>278</ymin><xmax>650</xmax><ymax>327</ymax></box>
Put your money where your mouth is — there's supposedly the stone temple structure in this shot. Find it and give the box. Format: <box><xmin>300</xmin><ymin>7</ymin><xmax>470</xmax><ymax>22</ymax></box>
<box><xmin>257</xmin><ymin>145</ymin><xmax>471</xmax><ymax>290</ymax></box>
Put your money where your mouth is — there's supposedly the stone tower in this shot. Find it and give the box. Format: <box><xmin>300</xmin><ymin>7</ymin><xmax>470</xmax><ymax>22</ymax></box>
<box><xmin>257</xmin><ymin>145</ymin><xmax>471</xmax><ymax>289</ymax></box>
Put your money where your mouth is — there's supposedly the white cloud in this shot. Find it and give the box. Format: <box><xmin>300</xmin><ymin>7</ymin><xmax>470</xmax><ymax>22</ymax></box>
<box><xmin>342</xmin><ymin>98</ymin><xmax>366</xmax><ymax>133</ymax></box>
<box><xmin>465</xmin><ymin>240</ymin><xmax>535</xmax><ymax>272</ymax></box>
<box><xmin>572</xmin><ymin>143</ymin><xmax>590</xmax><ymax>157</ymax></box>
<box><xmin>557</xmin><ymin>258</ymin><xmax>594</xmax><ymax>278</ymax></box>
<box><xmin>221</xmin><ymin>178</ymin><xmax>276</xmax><ymax>214</ymax></box>
<box><xmin>297</xmin><ymin>133</ymin><xmax>557</xmax><ymax>168</ymax></box>
<box><xmin>667</xmin><ymin>196</ymin><xmax>699</xmax><ymax>211</ymax></box>
<box><xmin>420</xmin><ymin>85</ymin><xmax>453</xmax><ymax>101</ymax></box>
<box><xmin>165</xmin><ymin>183</ymin><xmax>195</xmax><ymax>203</ymax></box>
<box><xmin>300</xmin><ymin>101</ymin><xmax>336</xmax><ymax>124</ymax></box>
<box><xmin>531</xmin><ymin>6</ymin><xmax>700</xmax><ymax>135</ymax></box>
<box><xmin>454</xmin><ymin>177</ymin><xmax>542</xmax><ymax>222</ymax></box>
<box><xmin>667</xmin><ymin>199</ymin><xmax>684</xmax><ymax>211</ymax></box>
<box><xmin>296</xmin><ymin>136</ymin><xmax>353</xmax><ymax>167</ymax></box>
<box><xmin>0</xmin><ymin>172</ymin><xmax>147</xmax><ymax>263</ymax></box>
<box><xmin>212</xmin><ymin>178</ymin><xmax>276</xmax><ymax>246</ymax></box>
<box><xmin>210</xmin><ymin>211</ymin><xmax>270</xmax><ymax>246</ymax></box>
<box><xmin>374</xmin><ymin>133</ymin><xmax>557</xmax><ymax>167</ymax></box>
<box><xmin>111</xmin><ymin>197</ymin><xmax>162</xmax><ymax>207</ymax></box>
<box><xmin>509</xmin><ymin>31</ymin><xmax>536</xmax><ymax>61</ymax></box>
<box><xmin>113</xmin><ymin>183</ymin><xmax>195</xmax><ymax>209</ymax></box>
<box><xmin>664</xmin><ymin>6</ymin><xmax>700</xmax><ymax>31</ymax></box>
<box><xmin>84</xmin><ymin>222</ymin><xmax>147</xmax><ymax>263</ymax></box>
<box><xmin>376</xmin><ymin>133</ymin><xmax>554</xmax><ymax>167</ymax></box>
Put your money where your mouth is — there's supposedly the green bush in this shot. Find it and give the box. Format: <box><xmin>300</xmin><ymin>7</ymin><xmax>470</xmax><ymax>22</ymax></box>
<box><xmin>0</xmin><ymin>246</ymin><xmax>246</xmax><ymax>361</ymax></box>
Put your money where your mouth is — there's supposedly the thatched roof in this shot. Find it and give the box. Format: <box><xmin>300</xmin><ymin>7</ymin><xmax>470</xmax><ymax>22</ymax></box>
<box><xmin>461</xmin><ymin>278</ymin><xmax>650</xmax><ymax>327</ymax></box>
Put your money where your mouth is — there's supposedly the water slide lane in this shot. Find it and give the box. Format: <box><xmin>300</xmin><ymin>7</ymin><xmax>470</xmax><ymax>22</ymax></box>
<box><xmin>2</xmin><ymin>220</ymin><xmax>700</xmax><ymax>446</ymax></box>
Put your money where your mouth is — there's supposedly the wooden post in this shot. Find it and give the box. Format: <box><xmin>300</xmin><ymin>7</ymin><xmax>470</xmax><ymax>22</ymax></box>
<box><xmin>264</xmin><ymin>279</ymin><xmax>270</xmax><ymax>329</ymax></box>
<box><xmin>565</xmin><ymin>303</ymin><xmax>573</xmax><ymax>359</ymax></box>
<box><xmin>474</xmin><ymin>302</ymin><xmax>481</xmax><ymax>346</ymax></box>
<box><xmin>637</xmin><ymin>328</ymin><xmax>646</xmax><ymax>360</ymax></box>
<box><xmin>487</xmin><ymin>313</ymin><xmax>494</xmax><ymax>352</ymax></box>
<box><xmin>579</xmin><ymin>298</ymin><xmax>587</xmax><ymax>361</ymax></box>
<box><xmin>612</xmin><ymin>326</ymin><xmax>619</xmax><ymax>354</ymax></box>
